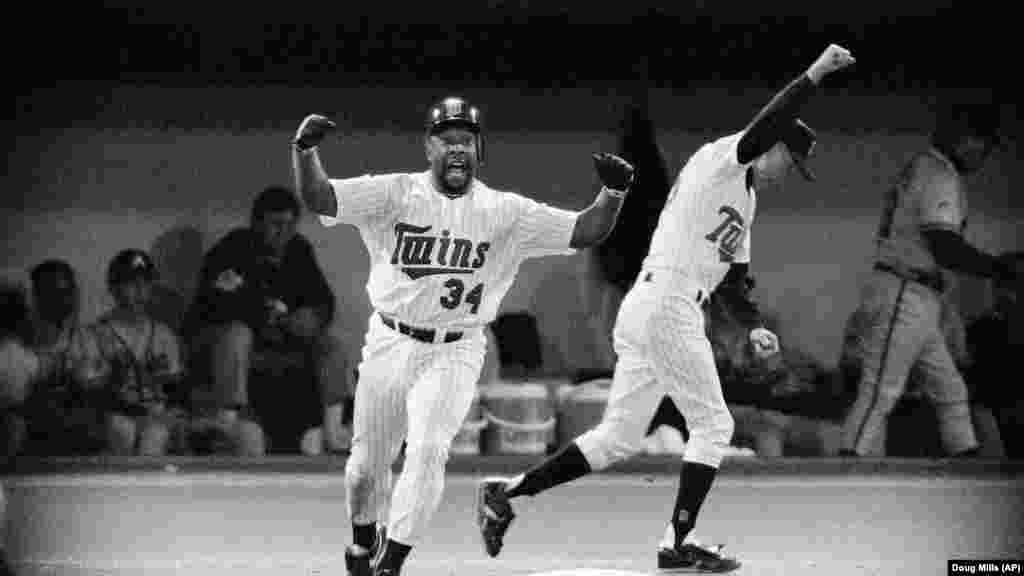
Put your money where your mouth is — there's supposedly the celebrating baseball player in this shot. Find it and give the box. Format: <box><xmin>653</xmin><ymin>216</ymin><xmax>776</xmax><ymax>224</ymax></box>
<box><xmin>476</xmin><ymin>44</ymin><xmax>855</xmax><ymax>573</ymax></box>
<box><xmin>839</xmin><ymin>100</ymin><xmax>1015</xmax><ymax>457</ymax></box>
<box><xmin>291</xmin><ymin>96</ymin><xmax>633</xmax><ymax>576</ymax></box>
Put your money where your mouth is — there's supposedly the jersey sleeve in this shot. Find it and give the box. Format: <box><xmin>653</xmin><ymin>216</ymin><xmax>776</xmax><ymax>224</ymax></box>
<box><xmin>0</xmin><ymin>339</ymin><xmax>40</xmax><ymax>404</ymax></box>
<box><xmin>319</xmin><ymin>173</ymin><xmax>403</xmax><ymax>228</ymax></box>
<box><xmin>510</xmin><ymin>193</ymin><xmax>579</xmax><ymax>260</ymax></box>
<box><xmin>733</xmin><ymin>190</ymin><xmax>756</xmax><ymax>264</ymax></box>
<box><xmin>703</xmin><ymin>131</ymin><xmax>750</xmax><ymax>186</ymax></box>
<box><xmin>917</xmin><ymin>161</ymin><xmax>964</xmax><ymax>233</ymax></box>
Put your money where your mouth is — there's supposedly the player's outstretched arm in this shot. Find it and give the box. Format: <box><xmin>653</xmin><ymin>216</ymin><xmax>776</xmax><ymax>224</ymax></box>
<box><xmin>570</xmin><ymin>153</ymin><xmax>635</xmax><ymax>249</ymax></box>
<box><xmin>736</xmin><ymin>44</ymin><xmax>855</xmax><ymax>164</ymax></box>
<box><xmin>291</xmin><ymin>114</ymin><xmax>338</xmax><ymax>217</ymax></box>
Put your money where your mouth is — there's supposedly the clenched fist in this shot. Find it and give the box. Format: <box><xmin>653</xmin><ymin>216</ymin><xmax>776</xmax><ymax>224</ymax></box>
<box><xmin>592</xmin><ymin>152</ymin><xmax>635</xmax><ymax>193</ymax></box>
<box><xmin>807</xmin><ymin>43</ymin><xmax>855</xmax><ymax>83</ymax></box>
<box><xmin>749</xmin><ymin>327</ymin><xmax>781</xmax><ymax>360</ymax></box>
<box><xmin>293</xmin><ymin>114</ymin><xmax>337</xmax><ymax>151</ymax></box>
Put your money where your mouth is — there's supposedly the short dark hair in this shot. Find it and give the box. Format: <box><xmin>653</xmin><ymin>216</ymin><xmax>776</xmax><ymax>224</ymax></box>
<box><xmin>250</xmin><ymin>185</ymin><xmax>301</xmax><ymax>225</ymax></box>
<box><xmin>30</xmin><ymin>259</ymin><xmax>77</xmax><ymax>300</ymax></box>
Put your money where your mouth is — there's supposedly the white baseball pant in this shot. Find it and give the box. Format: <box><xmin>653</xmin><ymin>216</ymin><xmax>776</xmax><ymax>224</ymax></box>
<box><xmin>576</xmin><ymin>270</ymin><xmax>735</xmax><ymax>470</ymax></box>
<box><xmin>344</xmin><ymin>314</ymin><xmax>486</xmax><ymax>547</ymax></box>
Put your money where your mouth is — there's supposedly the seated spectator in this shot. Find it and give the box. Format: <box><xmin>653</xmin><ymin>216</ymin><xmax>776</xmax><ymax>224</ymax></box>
<box><xmin>966</xmin><ymin>251</ymin><xmax>1024</xmax><ymax>459</ymax></box>
<box><xmin>19</xmin><ymin>260</ymin><xmax>108</xmax><ymax>456</ymax></box>
<box><xmin>90</xmin><ymin>249</ymin><xmax>189</xmax><ymax>456</ymax></box>
<box><xmin>188</xmin><ymin>185</ymin><xmax>352</xmax><ymax>455</ymax></box>
<box><xmin>1</xmin><ymin>280</ymin><xmax>36</xmax><ymax>458</ymax></box>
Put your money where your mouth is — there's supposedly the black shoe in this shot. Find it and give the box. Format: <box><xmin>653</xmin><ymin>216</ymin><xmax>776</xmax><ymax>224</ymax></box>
<box><xmin>347</xmin><ymin>524</ymin><xmax>387</xmax><ymax>576</ymax></box>
<box><xmin>476</xmin><ymin>477</ymin><xmax>516</xmax><ymax>557</ymax></box>
<box><xmin>345</xmin><ymin>545</ymin><xmax>373</xmax><ymax>576</ymax></box>
<box><xmin>657</xmin><ymin>542</ymin><xmax>741</xmax><ymax>573</ymax></box>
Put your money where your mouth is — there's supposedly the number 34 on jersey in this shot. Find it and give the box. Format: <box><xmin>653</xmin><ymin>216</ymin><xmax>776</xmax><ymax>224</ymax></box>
<box><xmin>391</xmin><ymin>221</ymin><xmax>488</xmax><ymax>315</ymax></box>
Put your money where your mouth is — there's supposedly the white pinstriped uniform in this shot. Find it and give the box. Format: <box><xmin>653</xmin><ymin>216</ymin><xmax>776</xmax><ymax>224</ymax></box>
<box><xmin>320</xmin><ymin>170</ymin><xmax>577</xmax><ymax>546</ymax></box>
<box><xmin>575</xmin><ymin>132</ymin><xmax>755</xmax><ymax>470</ymax></box>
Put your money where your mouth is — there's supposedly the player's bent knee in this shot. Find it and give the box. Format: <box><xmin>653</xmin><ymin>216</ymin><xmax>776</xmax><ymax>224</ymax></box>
<box><xmin>576</xmin><ymin>421</ymin><xmax>646</xmax><ymax>472</ymax></box>
<box><xmin>232</xmin><ymin>419</ymin><xmax>265</xmax><ymax>456</ymax></box>
<box><xmin>215</xmin><ymin>322</ymin><xmax>254</xmax><ymax>354</ymax></box>
<box><xmin>683</xmin><ymin>411</ymin><xmax>734</xmax><ymax>468</ymax></box>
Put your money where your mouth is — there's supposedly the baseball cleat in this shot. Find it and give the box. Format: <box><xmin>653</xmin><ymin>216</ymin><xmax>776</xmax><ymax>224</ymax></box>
<box><xmin>657</xmin><ymin>542</ymin><xmax>741</xmax><ymax>573</ymax></box>
<box><xmin>347</xmin><ymin>524</ymin><xmax>387</xmax><ymax>576</ymax></box>
<box><xmin>476</xmin><ymin>476</ymin><xmax>516</xmax><ymax>557</ymax></box>
<box><xmin>345</xmin><ymin>545</ymin><xmax>373</xmax><ymax>576</ymax></box>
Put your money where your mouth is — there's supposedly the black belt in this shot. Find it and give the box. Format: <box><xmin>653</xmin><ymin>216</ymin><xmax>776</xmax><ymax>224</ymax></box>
<box><xmin>379</xmin><ymin>314</ymin><xmax>463</xmax><ymax>344</ymax></box>
<box><xmin>874</xmin><ymin>262</ymin><xmax>944</xmax><ymax>292</ymax></box>
<box><xmin>641</xmin><ymin>271</ymin><xmax>707</xmax><ymax>304</ymax></box>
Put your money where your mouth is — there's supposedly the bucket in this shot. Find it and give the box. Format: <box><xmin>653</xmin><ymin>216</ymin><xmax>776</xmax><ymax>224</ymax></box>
<box><xmin>481</xmin><ymin>381</ymin><xmax>556</xmax><ymax>455</ymax></box>
<box><xmin>556</xmin><ymin>378</ymin><xmax>611</xmax><ymax>447</ymax></box>
<box><xmin>451</xmin><ymin>387</ymin><xmax>487</xmax><ymax>455</ymax></box>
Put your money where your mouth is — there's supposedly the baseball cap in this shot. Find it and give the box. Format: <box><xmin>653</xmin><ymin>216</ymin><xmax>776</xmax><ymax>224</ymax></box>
<box><xmin>107</xmin><ymin>249</ymin><xmax>156</xmax><ymax>287</ymax></box>
<box><xmin>781</xmin><ymin>119</ymin><xmax>817</xmax><ymax>182</ymax></box>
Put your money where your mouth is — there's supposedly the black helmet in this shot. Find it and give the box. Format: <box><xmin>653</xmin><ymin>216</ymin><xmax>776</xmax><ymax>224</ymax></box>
<box><xmin>425</xmin><ymin>96</ymin><xmax>485</xmax><ymax>163</ymax></box>
<box><xmin>107</xmin><ymin>249</ymin><xmax>156</xmax><ymax>288</ymax></box>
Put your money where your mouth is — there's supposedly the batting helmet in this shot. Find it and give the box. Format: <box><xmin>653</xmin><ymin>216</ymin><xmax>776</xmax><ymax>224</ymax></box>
<box><xmin>425</xmin><ymin>96</ymin><xmax>485</xmax><ymax>163</ymax></box>
<box><xmin>107</xmin><ymin>249</ymin><xmax>156</xmax><ymax>288</ymax></box>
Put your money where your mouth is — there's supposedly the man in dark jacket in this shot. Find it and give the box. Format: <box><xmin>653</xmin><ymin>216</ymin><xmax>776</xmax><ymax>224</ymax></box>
<box><xmin>190</xmin><ymin>185</ymin><xmax>352</xmax><ymax>455</ymax></box>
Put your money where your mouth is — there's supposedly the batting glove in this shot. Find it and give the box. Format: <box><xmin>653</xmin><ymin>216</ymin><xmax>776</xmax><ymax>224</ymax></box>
<box><xmin>293</xmin><ymin>114</ymin><xmax>337</xmax><ymax>151</ymax></box>
<box><xmin>592</xmin><ymin>152</ymin><xmax>635</xmax><ymax>194</ymax></box>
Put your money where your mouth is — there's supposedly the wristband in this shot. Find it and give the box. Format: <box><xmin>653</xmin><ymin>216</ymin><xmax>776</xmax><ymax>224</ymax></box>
<box><xmin>291</xmin><ymin>139</ymin><xmax>318</xmax><ymax>153</ymax></box>
<box><xmin>603</xmin><ymin>186</ymin><xmax>628</xmax><ymax>199</ymax></box>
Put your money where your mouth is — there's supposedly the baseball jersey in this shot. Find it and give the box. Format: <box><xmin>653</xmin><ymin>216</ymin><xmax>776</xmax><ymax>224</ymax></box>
<box><xmin>875</xmin><ymin>148</ymin><xmax>967</xmax><ymax>273</ymax></box>
<box><xmin>320</xmin><ymin>170</ymin><xmax>578</xmax><ymax>330</ymax></box>
<box><xmin>642</xmin><ymin>132</ymin><xmax>756</xmax><ymax>294</ymax></box>
<box><xmin>91</xmin><ymin>314</ymin><xmax>183</xmax><ymax>406</ymax></box>
<box><xmin>1</xmin><ymin>338</ymin><xmax>39</xmax><ymax>404</ymax></box>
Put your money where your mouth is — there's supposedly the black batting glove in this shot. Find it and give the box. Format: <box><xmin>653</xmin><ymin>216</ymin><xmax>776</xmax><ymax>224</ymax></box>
<box><xmin>592</xmin><ymin>152</ymin><xmax>635</xmax><ymax>193</ymax></box>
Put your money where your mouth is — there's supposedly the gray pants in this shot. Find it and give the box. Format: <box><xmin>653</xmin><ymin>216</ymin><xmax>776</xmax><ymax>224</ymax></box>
<box><xmin>840</xmin><ymin>269</ymin><xmax>977</xmax><ymax>456</ymax></box>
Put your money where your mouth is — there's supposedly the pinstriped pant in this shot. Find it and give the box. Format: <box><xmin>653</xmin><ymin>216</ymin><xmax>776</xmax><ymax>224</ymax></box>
<box><xmin>576</xmin><ymin>272</ymin><xmax>735</xmax><ymax>470</ymax></box>
<box><xmin>840</xmin><ymin>270</ymin><xmax>977</xmax><ymax>456</ymax></box>
<box><xmin>344</xmin><ymin>314</ymin><xmax>486</xmax><ymax>547</ymax></box>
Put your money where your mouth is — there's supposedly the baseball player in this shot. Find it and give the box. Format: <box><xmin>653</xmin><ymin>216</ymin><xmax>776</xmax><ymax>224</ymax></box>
<box><xmin>291</xmin><ymin>96</ymin><xmax>634</xmax><ymax>576</ymax></box>
<box><xmin>839</xmin><ymin>101</ymin><xmax>1015</xmax><ymax>457</ymax></box>
<box><xmin>476</xmin><ymin>44</ymin><xmax>855</xmax><ymax>573</ymax></box>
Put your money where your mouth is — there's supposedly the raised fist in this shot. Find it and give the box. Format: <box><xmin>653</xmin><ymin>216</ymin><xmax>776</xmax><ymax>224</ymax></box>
<box><xmin>807</xmin><ymin>43</ymin><xmax>855</xmax><ymax>82</ymax></box>
<box><xmin>592</xmin><ymin>152</ymin><xmax>635</xmax><ymax>192</ymax></box>
<box><xmin>293</xmin><ymin>114</ymin><xmax>337</xmax><ymax>151</ymax></box>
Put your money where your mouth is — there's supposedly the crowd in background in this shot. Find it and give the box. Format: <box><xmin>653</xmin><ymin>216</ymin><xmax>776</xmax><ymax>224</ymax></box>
<box><xmin>1</xmin><ymin>186</ymin><xmax>355</xmax><ymax>459</ymax></box>
<box><xmin>2</xmin><ymin>110</ymin><xmax>1022</xmax><ymax>462</ymax></box>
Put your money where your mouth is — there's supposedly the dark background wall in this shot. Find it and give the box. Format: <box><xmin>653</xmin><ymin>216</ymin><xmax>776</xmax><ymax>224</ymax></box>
<box><xmin>4</xmin><ymin>2</ymin><xmax>1020</xmax><ymax>372</ymax></box>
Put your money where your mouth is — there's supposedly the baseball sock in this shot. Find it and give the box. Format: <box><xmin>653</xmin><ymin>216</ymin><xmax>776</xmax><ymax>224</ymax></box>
<box><xmin>670</xmin><ymin>461</ymin><xmax>717</xmax><ymax>547</ymax></box>
<box><xmin>377</xmin><ymin>539</ymin><xmax>411</xmax><ymax>572</ymax></box>
<box><xmin>352</xmin><ymin>522</ymin><xmax>376</xmax><ymax>550</ymax></box>
<box><xmin>505</xmin><ymin>442</ymin><xmax>591</xmax><ymax>499</ymax></box>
